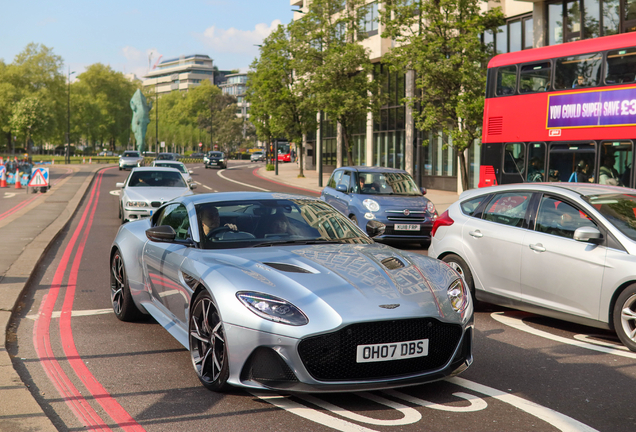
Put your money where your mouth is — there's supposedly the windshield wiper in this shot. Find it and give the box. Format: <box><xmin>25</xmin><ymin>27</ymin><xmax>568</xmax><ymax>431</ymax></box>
<box><xmin>252</xmin><ymin>239</ymin><xmax>342</xmax><ymax>247</ymax></box>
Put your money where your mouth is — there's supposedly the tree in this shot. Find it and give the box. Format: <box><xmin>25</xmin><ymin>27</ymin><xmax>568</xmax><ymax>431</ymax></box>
<box><xmin>291</xmin><ymin>0</ymin><xmax>380</xmax><ymax>167</ymax></box>
<box><xmin>9</xmin><ymin>96</ymin><xmax>53</xmax><ymax>153</ymax></box>
<box><xmin>248</xmin><ymin>25</ymin><xmax>316</xmax><ymax>177</ymax></box>
<box><xmin>382</xmin><ymin>0</ymin><xmax>504</xmax><ymax>190</ymax></box>
<box><xmin>0</xmin><ymin>61</ymin><xmax>18</xmax><ymax>149</ymax></box>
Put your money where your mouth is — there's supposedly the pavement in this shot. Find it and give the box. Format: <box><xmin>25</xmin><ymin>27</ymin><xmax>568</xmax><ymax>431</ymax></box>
<box><xmin>0</xmin><ymin>160</ymin><xmax>460</xmax><ymax>432</ymax></box>
<box><xmin>255</xmin><ymin>160</ymin><xmax>461</xmax><ymax>213</ymax></box>
<box><xmin>0</xmin><ymin>163</ymin><xmax>106</xmax><ymax>432</ymax></box>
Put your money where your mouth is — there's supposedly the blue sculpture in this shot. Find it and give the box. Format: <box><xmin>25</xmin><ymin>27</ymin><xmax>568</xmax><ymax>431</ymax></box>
<box><xmin>130</xmin><ymin>89</ymin><xmax>152</xmax><ymax>153</ymax></box>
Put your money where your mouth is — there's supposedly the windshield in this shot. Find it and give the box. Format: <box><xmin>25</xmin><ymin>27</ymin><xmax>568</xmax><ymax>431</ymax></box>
<box><xmin>209</xmin><ymin>152</ymin><xmax>223</xmax><ymax>157</ymax></box>
<box><xmin>584</xmin><ymin>193</ymin><xmax>636</xmax><ymax>241</ymax></box>
<box><xmin>127</xmin><ymin>171</ymin><xmax>187</xmax><ymax>188</ymax></box>
<box><xmin>155</xmin><ymin>162</ymin><xmax>186</xmax><ymax>173</ymax></box>
<box><xmin>123</xmin><ymin>151</ymin><xmax>140</xmax><ymax>157</ymax></box>
<box><xmin>195</xmin><ymin>199</ymin><xmax>372</xmax><ymax>249</ymax></box>
<box><xmin>357</xmin><ymin>172</ymin><xmax>421</xmax><ymax>196</ymax></box>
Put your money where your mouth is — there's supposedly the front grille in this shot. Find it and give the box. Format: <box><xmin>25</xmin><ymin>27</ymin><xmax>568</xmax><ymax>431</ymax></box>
<box><xmin>298</xmin><ymin>319</ymin><xmax>462</xmax><ymax>381</ymax></box>
<box><xmin>383</xmin><ymin>226</ymin><xmax>431</xmax><ymax>236</ymax></box>
<box><xmin>387</xmin><ymin>217</ymin><xmax>426</xmax><ymax>222</ymax></box>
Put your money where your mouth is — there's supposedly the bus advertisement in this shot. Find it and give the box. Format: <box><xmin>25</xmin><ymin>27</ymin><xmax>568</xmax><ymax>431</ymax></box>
<box><xmin>481</xmin><ymin>32</ymin><xmax>636</xmax><ymax>189</ymax></box>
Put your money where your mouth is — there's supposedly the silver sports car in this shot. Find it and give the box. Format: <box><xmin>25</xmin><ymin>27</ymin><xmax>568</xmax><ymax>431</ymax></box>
<box><xmin>110</xmin><ymin>192</ymin><xmax>473</xmax><ymax>392</ymax></box>
<box><xmin>116</xmin><ymin>167</ymin><xmax>195</xmax><ymax>224</ymax></box>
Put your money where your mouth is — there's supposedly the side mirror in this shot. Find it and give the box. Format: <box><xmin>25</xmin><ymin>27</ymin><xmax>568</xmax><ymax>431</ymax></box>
<box><xmin>146</xmin><ymin>225</ymin><xmax>177</xmax><ymax>242</ymax></box>
<box><xmin>420</xmin><ymin>187</ymin><xmax>427</xmax><ymax>195</ymax></box>
<box><xmin>190</xmin><ymin>183</ymin><xmax>197</xmax><ymax>190</ymax></box>
<box><xmin>336</xmin><ymin>184</ymin><xmax>348</xmax><ymax>193</ymax></box>
<box><xmin>366</xmin><ymin>220</ymin><xmax>386</xmax><ymax>238</ymax></box>
<box><xmin>189</xmin><ymin>170</ymin><xmax>194</xmax><ymax>174</ymax></box>
<box><xmin>573</xmin><ymin>226</ymin><xmax>602</xmax><ymax>242</ymax></box>
<box><xmin>116</xmin><ymin>182</ymin><xmax>124</xmax><ymax>188</ymax></box>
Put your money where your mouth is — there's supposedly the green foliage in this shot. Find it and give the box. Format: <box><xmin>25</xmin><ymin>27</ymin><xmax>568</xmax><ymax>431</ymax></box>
<box><xmin>381</xmin><ymin>0</ymin><xmax>504</xmax><ymax>190</ymax></box>
<box><xmin>266</xmin><ymin>163</ymin><xmax>275</xmax><ymax>171</ymax></box>
<box><xmin>9</xmin><ymin>96</ymin><xmax>54</xmax><ymax>152</ymax></box>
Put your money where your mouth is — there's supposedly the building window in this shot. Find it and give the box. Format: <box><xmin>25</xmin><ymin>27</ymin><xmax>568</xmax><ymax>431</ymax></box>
<box><xmin>484</xmin><ymin>13</ymin><xmax>533</xmax><ymax>54</ymax></box>
<box><xmin>358</xmin><ymin>1</ymin><xmax>379</xmax><ymax>39</ymax></box>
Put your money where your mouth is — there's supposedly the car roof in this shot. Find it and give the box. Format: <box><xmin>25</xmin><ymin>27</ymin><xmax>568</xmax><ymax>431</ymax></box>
<box><xmin>154</xmin><ymin>160</ymin><xmax>183</xmax><ymax>165</ymax></box>
<box><xmin>459</xmin><ymin>183</ymin><xmax>635</xmax><ymax>201</ymax></box>
<box><xmin>130</xmin><ymin>167</ymin><xmax>182</xmax><ymax>173</ymax></box>
<box><xmin>335</xmin><ymin>166</ymin><xmax>408</xmax><ymax>174</ymax></box>
<box><xmin>177</xmin><ymin>192</ymin><xmax>320</xmax><ymax>206</ymax></box>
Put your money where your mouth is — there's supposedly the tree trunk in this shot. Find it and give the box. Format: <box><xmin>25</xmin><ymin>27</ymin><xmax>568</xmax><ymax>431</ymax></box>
<box><xmin>342</xmin><ymin>127</ymin><xmax>354</xmax><ymax>166</ymax></box>
<box><xmin>458</xmin><ymin>149</ymin><xmax>469</xmax><ymax>192</ymax></box>
<box><xmin>298</xmin><ymin>141</ymin><xmax>304</xmax><ymax>178</ymax></box>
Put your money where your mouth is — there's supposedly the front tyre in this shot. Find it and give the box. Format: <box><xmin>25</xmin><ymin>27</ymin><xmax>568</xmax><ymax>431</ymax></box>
<box><xmin>613</xmin><ymin>284</ymin><xmax>636</xmax><ymax>352</ymax></box>
<box><xmin>110</xmin><ymin>250</ymin><xmax>143</xmax><ymax>321</ymax></box>
<box><xmin>189</xmin><ymin>291</ymin><xmax>230</xmax><ymax>391</ymax></box>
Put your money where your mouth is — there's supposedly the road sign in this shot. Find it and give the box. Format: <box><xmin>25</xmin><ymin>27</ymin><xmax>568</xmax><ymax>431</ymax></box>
<box><xmin>161</xmin><ymin>141</ymin><xmax>166</xmax><ymax>148</ymax></box>
<box><xmin>28</xmin><ymin>167</ymin><xmax>49</xmax><ymax>187</ymax></box>
<box><xmin>198</xmin><ymin>142</ymin><xmax>202</xmax><ymax>147</ymax></box>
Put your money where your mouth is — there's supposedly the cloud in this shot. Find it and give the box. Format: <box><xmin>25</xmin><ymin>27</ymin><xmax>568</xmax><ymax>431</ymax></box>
<box><xmin>119</xmin><ymin>46</ymin><xmax>162</xmax><ymax>79</ymax></box>
<box><xmin>198</xmin><ymin>20</ymin><xmax>282</xmax><ymax>54</ymax></box>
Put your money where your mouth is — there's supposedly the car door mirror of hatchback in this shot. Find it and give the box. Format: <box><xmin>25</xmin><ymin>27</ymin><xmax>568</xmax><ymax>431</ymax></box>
<box><xmin>146</xmin><ymin>225</ymin><xmax>177</xmax><ymax>243</ymax></box>
<box><xmin>336</xmin><ymin>184</ymin><xmax>348</xmax><ymax>193</ymax></box>
<box><xmin>573</xmin><ymin>226</ymin><xmax>602</xmax><ymax>243</ymax></box>
<box><xmin>420</xmin><ymin>187</ymin><xmax>427</xmax><ymax>195</ymax></box>
<box><xmin>116</xmin><ymin>182</ymin><xmax>124</xmax><ymax>188</ymax></box>
<box><xmin>366</xmin><ymin>220</ymin><xmax>386</xmax><ymax>238</ymax></box>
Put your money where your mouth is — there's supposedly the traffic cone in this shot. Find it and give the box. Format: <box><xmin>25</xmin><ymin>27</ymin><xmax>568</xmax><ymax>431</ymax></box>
<box><xmin>83</xmin><ymin>157</ymin><xmax>86</xmax><ymax>164</ymax></box>
<box><xmin>0</xmin><ymin>169</ymin><xmax>6</xmax><ymax>188</ymax></box>
<box><xmin>0</xmin><ymin>157</ymin><xmax>3</xmax><ymax>165</ymax></box>
<box><xmin>52</xmin><ymin>158</ymin><xmax>55</xmax><ymax>165</ymax></box>
<box><xmin>15</xmin><ymin>172</ymin><xmax>22</xmax><ymax>189</ymax></box>
<box><xmin>89</xmin><ymin>157</ymin><xmax>92</xmax><ymax>164</ymax></box>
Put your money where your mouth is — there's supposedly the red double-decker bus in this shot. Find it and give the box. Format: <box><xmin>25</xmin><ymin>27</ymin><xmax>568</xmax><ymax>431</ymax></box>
<box><xmin>481</xmin><ymin>33</ymin><xmax>636</xmax><ymax>189</ymax></box>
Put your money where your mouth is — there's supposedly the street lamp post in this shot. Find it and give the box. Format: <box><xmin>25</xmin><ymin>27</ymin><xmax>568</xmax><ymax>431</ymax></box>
<box><xmin>66</xmin><ymin>68</ymin><xmax>76</xmax><ymax>164</ymax></box>
<box><xmin>155</xmin><ymin>82</ymin><xmax>159</xmax><ymax>154</ymax></box>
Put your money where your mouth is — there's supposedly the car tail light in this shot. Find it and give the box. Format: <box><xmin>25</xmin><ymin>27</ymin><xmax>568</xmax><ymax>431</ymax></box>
<box><xmin>431</xmin><ymin>210</ymin><xmax>454</xmax><ymax>237</ymax></box>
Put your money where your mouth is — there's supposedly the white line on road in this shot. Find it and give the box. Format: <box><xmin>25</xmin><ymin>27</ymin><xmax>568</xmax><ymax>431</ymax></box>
<box><xmin>491</xmin><ymin>311</ymin><xmax>636</xmax><ymax>359</ymax></box>
<box><xmin>195</xmin><ymin>181</ymin><xmax>215</xmax><ymax>191</ymax></box>
<box><xmin>217</xmin><ymin>166</ymin><xmax>270</xmax><ymax>191</ymax></box>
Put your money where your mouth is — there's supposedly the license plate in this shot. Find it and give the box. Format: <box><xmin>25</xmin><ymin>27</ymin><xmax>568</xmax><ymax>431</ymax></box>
<box><xmin>394</xmin><ymin>224</ymin><xmax>420</xmax><ymax>231</ymax></box>
<box><xmin>356</xmin><ymin>339</ymin><xmax>429</xmax><ymax>363</ymax></box>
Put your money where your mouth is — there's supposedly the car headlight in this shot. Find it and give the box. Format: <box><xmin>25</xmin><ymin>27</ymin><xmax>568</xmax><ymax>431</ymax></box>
<box><xmin>447</xmin><ymin>278</ymin><xmax>468</xmax><ymax>312</ymax></box>
<box><xmin>126</xmin><ymin>201</ymin><xmax>149</xmax><ymax>208</ymax></box>
<box><xmin>219</xmin><ymin>159</ymin><xmax>224</xmax><ymax>162</ymax></box>
<box><xmin>427</xmin><ymin>201</ymin><xmax>436</xmax><ymax>214</ymax></box>
<box><xmin>363</xmin><ymin>199</ymin><xmax>380</xmax><ymax>212</ymax></box>
<box><xmin>237</xmin><ymin>291</ymin><xmax>308</xmax><ymax>326</ymax></box>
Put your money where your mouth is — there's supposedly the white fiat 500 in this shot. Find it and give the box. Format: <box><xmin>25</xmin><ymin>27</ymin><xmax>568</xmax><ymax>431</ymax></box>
<box><xmin>429</xmin><ymin>183</ymin><xmax>636</xmax><ymax>352</ymax></box>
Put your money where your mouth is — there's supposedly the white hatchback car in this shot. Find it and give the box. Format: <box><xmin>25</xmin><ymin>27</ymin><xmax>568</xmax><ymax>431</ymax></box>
<box><xmin>152</xmin><ymin>160</ymin><xmax>194</xmax><ymax>186</ymax></box>
<box><xmin>429</xmin><ymin>183</ymin><xmax>636</xmax><ymax>352</ymax></box>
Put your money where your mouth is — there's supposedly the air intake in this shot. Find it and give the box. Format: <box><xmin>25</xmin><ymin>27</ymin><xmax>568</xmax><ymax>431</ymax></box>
<box><xmin>488</xmin><ymin>116</ymin><xmax>503</xmax><ymax>136</ymax></box>
<box><xmin>263</xmin><ymin>263</ymin><xmax>312</xmax><ymax>273</ymax></box>
<box><xmin>151</xmin><ymin>201</ymin><xmax>162</xmax><ymax>208</ymax></box>
<box><xmin>381</xmin><ymin>257</ymin><xmax>405</xmax><ymax>270</ymax></box>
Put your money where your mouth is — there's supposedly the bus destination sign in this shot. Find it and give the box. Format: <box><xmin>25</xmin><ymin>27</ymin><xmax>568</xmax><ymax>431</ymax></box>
<box><xmin>547</xmin><ymin>87</ymin><xmax>636</xmax><ymax>129</ymax></box>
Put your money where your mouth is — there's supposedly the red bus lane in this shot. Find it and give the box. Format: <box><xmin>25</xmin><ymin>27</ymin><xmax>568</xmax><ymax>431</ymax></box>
<box><xmin>33</xmin><ymin>167</ymin><xmax>144</xmax><ymax>431</ymax></box>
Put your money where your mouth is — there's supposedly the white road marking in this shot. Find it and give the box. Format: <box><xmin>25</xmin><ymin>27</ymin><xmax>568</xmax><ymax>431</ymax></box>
<box><xmin>491</xmin><ymin>311</ymin><xmax>636</xmax><ymax>359</ymax></box>
<box><xmin>109</xmin><ymin>190</ymin><xmax>121</xmax><ymax>196</ymax></box>
<box><xmin>249</xmin><ymin>392</ymin><xmax>378</xmax><ymax>432</ymax></box>
<box><xmin>384</xmin><ymin>390</ymin><xmax>488</xmax><ymax>412</ymax></box>
<box><xmin>573</xmin><ymin>333</ymin><xmax>630</xmax><ymax>351</ymax></box>
<box><xmin>195</xmin><ymin>181</ymin><xmax>214</xmax><ymax>191</ymax></box>
<box><xmin>298</xmin><ymin>392</ymin><xmax>421</xmax><ymax>426</ymax></box>
<box><xmin>4</xmin><ymin>192</ymin><xmax>16</xmax><ymax>198</ymax></box>
<box><xmin>217</xmin><ymin>166</ymin><xmax>270</xmax><ymax>191</ymax></box>
<box><xmin>26</xmin><ymin>308</ymin><xmax>113</xmax><ymax>320</ymax></box>
<box><xmin>448</xmin><ymin>377</ymin><xmax>598</xmax><ymax>432</ymax></box>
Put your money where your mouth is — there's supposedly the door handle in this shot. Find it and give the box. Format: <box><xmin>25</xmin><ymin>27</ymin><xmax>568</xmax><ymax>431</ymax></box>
<box><xmin>469</xmin><ymin>230</ymin><xmax>483</xmax><ymax>238</ymax></box>
<box><xmin>529</xmin><ymin>243</ymin><xmax>546</xmax><ymax>252</ymax></box>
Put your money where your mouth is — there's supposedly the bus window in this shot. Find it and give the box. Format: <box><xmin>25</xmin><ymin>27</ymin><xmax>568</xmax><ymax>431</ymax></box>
<box><xmin>527</xmin><ymin>143</ymin><xmax>546</xmax><ymax>182</ymax></box>
<box><xmin>504</xmin><ymin>143</ymin><xmax>525</xmax><ymax>175</ymax></box>
<box><xmin>605</xmin><ymin>48</ymin><xmax>636</xmax><ymax>85</ymax></box>
<box><xmin>554</xmin><ymin>53</ymin><xmax>603</xmax><ymax>89</ymax></box>
<box><xmin>519</xmin><ymin>62</ymin><xmax>551</xmax><ymax>93</ymax></box>
<box><xmin>600</xmin><ymin>141</ymin><xmax>633</xmax><ymax>187</ymax></box>
<box><xmin>548</xmin><ymin>142</ymin><xmax>595</xmax><ymax>183</ymax></box>
<box><xmin>496</xmin><ymin>65</ymin><xmax>517</xmax><ymax>96</ymax></box>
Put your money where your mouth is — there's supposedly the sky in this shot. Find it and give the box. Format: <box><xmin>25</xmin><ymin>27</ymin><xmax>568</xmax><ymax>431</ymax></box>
<box><xmin>0</xmin><ymin>0</ymin><xmax>295</xmax><ymax>79</ymax></box>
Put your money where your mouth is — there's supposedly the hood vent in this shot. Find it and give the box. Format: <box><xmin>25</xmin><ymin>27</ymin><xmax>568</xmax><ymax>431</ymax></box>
<box><xmin>381</xmin><ymin>257</ymin><xmax>405</xmax><ymax>270</ymax></box>
<box><xmin>263</xmin><ymin>262</ymin><xmax>312</xmax><ymax>273</ymax></box>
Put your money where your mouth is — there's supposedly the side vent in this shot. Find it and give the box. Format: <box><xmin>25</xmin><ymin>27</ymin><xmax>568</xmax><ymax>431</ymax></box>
<box><xmin>488</xmin><ymin>116</ymin><xmax>503</xmax><ymax>136</ymax></box>
<box><xmin>263</xmin><ymin>263</ymin><xmax>312</xmax><ymax>273</ymax></box>
<box><xmin>381</xmin><ymin>257</ymin><xmax>405</xmax><ymax>270</ymax></box>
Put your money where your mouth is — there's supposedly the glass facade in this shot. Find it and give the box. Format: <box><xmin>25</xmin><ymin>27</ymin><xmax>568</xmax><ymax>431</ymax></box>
<box><xmin>548</xmin><ymin>0</ymin><xmax>631</xmax><ymax>44</ymax></box>
<box><xmin>373</xmin><ymin>64</ymin><xmax>406</xmax><ymax>169</ymax></box>
<box><xmin>485</xmin><ymin>13</ymin><xmax>534</xmax><ymax>54</ymax></box>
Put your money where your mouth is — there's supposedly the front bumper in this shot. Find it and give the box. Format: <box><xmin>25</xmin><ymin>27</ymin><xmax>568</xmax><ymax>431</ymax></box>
<box><xmin>123</xmin><ymin>208</ymin><xmax>153</xmax><ymax>221</ymax></box>
<box><xmin>224</xmin><ymin>318</ymin><xmax>473</xmax><ymax>393</ymax></box>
